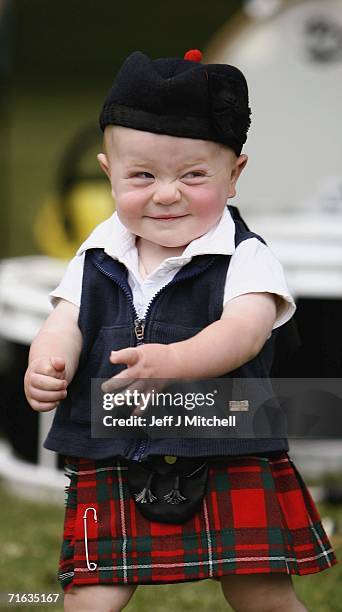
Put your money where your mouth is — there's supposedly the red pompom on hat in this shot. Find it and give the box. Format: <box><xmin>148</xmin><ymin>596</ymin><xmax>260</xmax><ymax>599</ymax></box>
<box><xmin>183</xmin><ymin>49</ymin><xmax>202</xmax><ymax>62</ymax></box>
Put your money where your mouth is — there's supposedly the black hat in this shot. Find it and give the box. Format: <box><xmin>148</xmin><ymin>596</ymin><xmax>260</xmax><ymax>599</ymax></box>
<box><xmin>99</xmin><ymin>50</ymin><xmax>251</xmax><ymax>156</ymax></box>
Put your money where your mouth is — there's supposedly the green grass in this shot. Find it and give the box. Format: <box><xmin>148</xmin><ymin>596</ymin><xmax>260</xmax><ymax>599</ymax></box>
<box><xmin>0</xmin><ymin>481</ymin><xmax>64</xmax><ymax>610</ymax></box>
<box><xmin>0</xmin><ymin>480</ymin><xmax>341</xmax><ymax>611</ymax></box>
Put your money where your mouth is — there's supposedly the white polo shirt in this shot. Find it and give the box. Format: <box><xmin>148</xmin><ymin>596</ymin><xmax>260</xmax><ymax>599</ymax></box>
<box><xmin>50</xmin><ymin>206</ymin><xmax>296</xmax><ymax>330</ymax></box>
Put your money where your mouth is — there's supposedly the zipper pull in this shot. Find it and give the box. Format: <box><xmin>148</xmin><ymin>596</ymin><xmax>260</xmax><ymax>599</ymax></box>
<box><xmin>134</xmin><ymin>318</ymin><xmax>145</xmax><ymax>344</ymax></box>
<box><xmin>132</xmin><ymin>439</ymin><xmax>148</xmax><ymax>461</ymax></box>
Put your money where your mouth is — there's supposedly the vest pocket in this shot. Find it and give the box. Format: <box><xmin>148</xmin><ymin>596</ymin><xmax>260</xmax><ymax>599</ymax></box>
<box><xmin>148</xmin><ymin>322</ymin><xmax>203</xmax><ymax>344</ymax></box>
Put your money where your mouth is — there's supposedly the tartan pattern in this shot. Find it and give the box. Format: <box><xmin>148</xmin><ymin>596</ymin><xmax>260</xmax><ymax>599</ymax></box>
<box><xmin>59</xmin><ymin>453</ymin><xmax>338</xmax><ymax>591</ymax></box>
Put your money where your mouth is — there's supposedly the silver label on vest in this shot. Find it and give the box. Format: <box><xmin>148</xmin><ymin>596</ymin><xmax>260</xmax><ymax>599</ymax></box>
<box><xmin>229</xmin><ymin>400</ymin><xmax>249</xmax><ymax>411</ymax></box>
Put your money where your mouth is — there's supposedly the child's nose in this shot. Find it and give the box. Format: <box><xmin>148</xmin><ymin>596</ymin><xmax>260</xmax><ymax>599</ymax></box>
<box><xmin>152</xmin><ymin>181</ymin><xmax>181</xmax><ymax>205</ymax></box>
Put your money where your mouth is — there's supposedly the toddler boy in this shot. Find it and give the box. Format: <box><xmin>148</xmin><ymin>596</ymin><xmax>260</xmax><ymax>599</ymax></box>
<box><xmin>23</xmin><ymin>51</ymin><xmax>310</xmax><ymax>612</ymax></box>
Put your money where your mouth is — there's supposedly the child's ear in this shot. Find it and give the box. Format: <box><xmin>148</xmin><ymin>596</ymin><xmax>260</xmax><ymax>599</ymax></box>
<box><xmin>97</xmin><ymin>153</ymin><xmax>111</xmax><ymax>179</ymax></box>
<box><xmin>227</xmin><ymin>154</ymin><xmax>248</xmax><ymax>199</ymax></box>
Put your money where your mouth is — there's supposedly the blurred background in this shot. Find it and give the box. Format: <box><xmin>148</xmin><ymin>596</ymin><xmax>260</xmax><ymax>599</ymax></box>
<box><xmin>0</xmin><ymin>0</ymin><xmax>341</xmax><ymax>609</ymax></box>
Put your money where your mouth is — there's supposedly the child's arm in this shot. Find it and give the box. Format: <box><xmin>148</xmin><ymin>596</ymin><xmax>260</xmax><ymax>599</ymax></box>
<box><xmin>24</xmin><ymin>299</ymin><xmax>82</xmax><ymax>412</ymax></box>
<box><xmin>102</xmin><ymin>292</ymin><xmax>278</xmax><ymax>390</ymax></box>
<box><xmin>169</xmin><ymin>291</ymin><xmax>278</xmax><ymax>378</ymax></box>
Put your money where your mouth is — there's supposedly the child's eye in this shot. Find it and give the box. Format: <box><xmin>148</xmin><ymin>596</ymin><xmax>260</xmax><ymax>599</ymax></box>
<box><xmin>132</xmin><ymin>172</ymin><xmax>154</xmax><ymax>179</ymax></box>
<box><xmin>183</xmin><ymin>171</ymin><xmax>205</xmax><ymax>179</ymax></box>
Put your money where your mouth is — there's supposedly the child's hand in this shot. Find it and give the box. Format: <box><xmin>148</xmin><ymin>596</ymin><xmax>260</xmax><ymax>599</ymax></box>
<box><xmin>101</xmin><ymin>344</ymin><xmax>181</xmax><ymax>416</ymax></box>
<box><xmin>101</xmin><ymin>344</ymin><xmax>180</xmax><ymax>390</ymax></box>
<box><xmin>24</xmin><ymin>356</ymin><xmax>68</xmax><ymax>412</ymax></box>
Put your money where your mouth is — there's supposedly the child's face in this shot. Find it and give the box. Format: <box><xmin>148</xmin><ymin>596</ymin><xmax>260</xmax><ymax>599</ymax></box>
<box><xmin>98</xmin><ymin>126</ymin><xmax>247</xmax><ymax>249</ymax></box>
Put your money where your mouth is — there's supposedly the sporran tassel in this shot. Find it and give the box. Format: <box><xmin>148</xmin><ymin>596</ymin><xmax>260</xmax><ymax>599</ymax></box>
<box><xmin>134</xmin><ymin>472</ymin><xmax>157</xmax><ymax>504</ymax></box>
<box><xmin>163</xmin><ymin>474</ymin><xmax>187</xmax><ymax>504</ymax></box>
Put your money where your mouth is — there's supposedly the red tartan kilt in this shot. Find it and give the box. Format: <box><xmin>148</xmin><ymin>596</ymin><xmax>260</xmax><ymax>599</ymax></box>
<box><xmin>59</xmin><ymin>452</ymin><xmax>338</xmax><ymax>591</ymax></box>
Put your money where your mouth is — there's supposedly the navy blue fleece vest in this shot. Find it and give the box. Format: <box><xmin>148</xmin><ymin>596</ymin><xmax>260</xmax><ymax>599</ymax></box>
<box><xmin>44</xmin><ymin>207</ymin><xmax>289</xmax><ymax>459</ymax></box>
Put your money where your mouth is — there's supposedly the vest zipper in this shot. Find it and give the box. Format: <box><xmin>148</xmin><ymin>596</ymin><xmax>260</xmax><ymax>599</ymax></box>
<box><xmin>134</xmin><ymin>318</ymin><xmax>145</xmax><ymax>345</ymax></box>
<box><xmin>92</xmin><ymin>252</ymin><xmax>219</xmax><ymax>461</ymax></box>
<box><xmin>132</xmin><ymin>318</ymin><xmax>147</xmax><ymax>460</ymax></box>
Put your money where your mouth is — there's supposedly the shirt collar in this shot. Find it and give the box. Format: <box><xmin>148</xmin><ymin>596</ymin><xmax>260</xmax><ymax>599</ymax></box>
<box><xmin>76</xmin><ymin>205</ymin><xmax>236</xmax><ymax>260</ymax></box>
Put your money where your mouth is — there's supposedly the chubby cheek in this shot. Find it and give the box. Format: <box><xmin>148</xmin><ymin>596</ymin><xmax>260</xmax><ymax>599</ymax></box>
<box><xmin>188</xmin><ymin>186</ymin><xmax>226</xmax><ymax>225</ymax></box>
<box><xmin>114</xmin><ymin>190</ymin><xmax>149</xmax><ymax>221</ymax></box>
